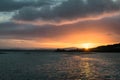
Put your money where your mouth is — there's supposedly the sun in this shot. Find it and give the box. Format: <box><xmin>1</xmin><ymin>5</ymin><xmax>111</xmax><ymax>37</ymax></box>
<box><xmin>81</xmin><ymin>43</ymin><xmax>95</xmax><ymax>49</ymax></box>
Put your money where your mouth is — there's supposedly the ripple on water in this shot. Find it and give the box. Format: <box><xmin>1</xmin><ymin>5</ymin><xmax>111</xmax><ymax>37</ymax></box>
<box><xmin>0</xmin><ymin>52</ymin><xmax>120</xmax><ymax>80</ymax></box>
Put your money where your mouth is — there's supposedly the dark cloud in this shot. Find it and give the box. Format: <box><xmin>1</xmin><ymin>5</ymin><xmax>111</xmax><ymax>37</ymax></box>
<box><xmin>100</xmin><ymin>15</ymin><xmax>120</xmax><ymax>35</ymax></box>
<box><xmin>0</xmin><ymin>0</ymin><xmax>51</xmax><ymax>11</ymax></box>
<box><xmin>14</xmin><ymin>0</ymin><xmax>120</xmax><ymax>21</ymax></box>
<box><xmin>0</xmin><ymin>21</ymin><xmax>89</xmax><ymax>40</ymax></box>
<box><xmin>0</xmin><ymin>0</ymin><xmax>120</xmax><ymax>46</ymax></box>
<box><xmin>0</xmin><ymin>22</ymin><xmax>68</xmax><ymax>40</ymax></box>
<box><xmin>1</xmin><ymin>14</ymin><xmax>120</xmax><ymax>41</ymax></box>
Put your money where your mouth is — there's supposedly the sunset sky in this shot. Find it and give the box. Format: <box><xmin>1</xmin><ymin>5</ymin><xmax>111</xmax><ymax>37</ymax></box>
<box><xmin>0</xmin><ymin>0</ymin><xmax>120</xmax><ymax>49</ymax></box>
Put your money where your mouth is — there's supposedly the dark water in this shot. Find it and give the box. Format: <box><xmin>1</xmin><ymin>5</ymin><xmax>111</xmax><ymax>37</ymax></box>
<box><xmin>0</xmin><ymin>52</ymin><xmax>120</xmax><ymax>80</ymax></box>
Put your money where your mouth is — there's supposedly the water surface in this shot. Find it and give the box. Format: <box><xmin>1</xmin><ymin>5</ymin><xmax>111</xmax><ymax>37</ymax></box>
<box><xmin>0</xmin><ymin>52</ymin><xmax>120</xmax><ymax>80</ymax></box>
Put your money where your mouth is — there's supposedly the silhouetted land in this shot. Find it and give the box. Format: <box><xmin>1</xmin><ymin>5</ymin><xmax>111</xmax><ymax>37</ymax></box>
<box><xmin>0</xmin><ymin>43</ymin><xmax>120</xmax><ymax>53</ymax></box>
<box><xmin>55</xmin><ymin>48</ymin><xmax>84</xmax><ymax>52</ymax></box>
<box><xmin>91</xmin><ymin>43</ymin><xmax>120</xmax><ymax>52</ymax></box>
<box><xmin>55</xmin><ymin>43</ymin><xmax>120</xmax><ymax>52</ymax></box>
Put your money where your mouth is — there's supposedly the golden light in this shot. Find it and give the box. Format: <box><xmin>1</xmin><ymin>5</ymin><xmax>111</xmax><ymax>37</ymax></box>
<box><xmin>81</xmin><ymin>43</ymin><xmax>95</xmax><ymax>50</ymax></box>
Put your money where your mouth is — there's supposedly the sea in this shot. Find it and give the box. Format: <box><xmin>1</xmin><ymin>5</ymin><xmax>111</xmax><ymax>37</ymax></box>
<box><xmin>0</xmin><ymin>51</ymin><xmax>120</xmax><ymax>80</ymax></box>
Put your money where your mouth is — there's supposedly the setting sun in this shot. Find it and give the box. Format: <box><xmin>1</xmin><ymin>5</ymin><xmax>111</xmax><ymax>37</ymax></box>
<box><xmin>81</xmin><ymin>43</ymin><xmax>95</xmax><ymax>49</ymax></box>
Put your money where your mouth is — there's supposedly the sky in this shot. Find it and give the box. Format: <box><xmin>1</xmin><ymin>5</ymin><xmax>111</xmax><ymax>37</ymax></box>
<box><xmin>0</xmin><ymin>0</ymin><xmax>120</xmax><ymax>49</ymax></box>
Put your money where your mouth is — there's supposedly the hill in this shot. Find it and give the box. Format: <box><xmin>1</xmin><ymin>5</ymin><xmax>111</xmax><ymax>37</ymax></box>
<box><xmin>91</xmin><ymin>43</ymin><xmax>120</xmax><ymax>52</ymax></box>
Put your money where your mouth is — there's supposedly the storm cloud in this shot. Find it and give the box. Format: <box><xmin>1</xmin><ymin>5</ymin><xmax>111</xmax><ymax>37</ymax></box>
<box><xmin>14</xmin><ymin>0</ymin><xmax>120</xmax><ymax>22</ymax></box>
<box><xmin>0</xmin><ymin>0</ymin><xmax>51</xmax><ymax>11</ymax></box>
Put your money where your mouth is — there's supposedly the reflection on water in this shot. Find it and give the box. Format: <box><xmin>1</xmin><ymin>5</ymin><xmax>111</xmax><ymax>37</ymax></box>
<box><xmin>0</xmin><ymin>52</ymin><xmax>120</xmax><ymax>80</ymax></box>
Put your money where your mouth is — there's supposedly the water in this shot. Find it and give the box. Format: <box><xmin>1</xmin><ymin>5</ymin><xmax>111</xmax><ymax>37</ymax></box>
<box><xmin>0</xmin><ymin>52</ymin><xmax>120</xmax><ymax>80</ymax></box>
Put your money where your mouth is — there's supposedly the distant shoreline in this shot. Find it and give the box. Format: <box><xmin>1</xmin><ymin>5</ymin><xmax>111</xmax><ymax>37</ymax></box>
<box><xmin>0</xmin><ymin>43</ymin><xmax>120</xmax><ymax>53</ymax></box>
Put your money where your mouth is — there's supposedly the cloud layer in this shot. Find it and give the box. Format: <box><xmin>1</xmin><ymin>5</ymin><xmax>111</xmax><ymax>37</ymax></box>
<box><xmin>14</xmin><ymin>0</ymin><xmax>120</xmax><ymax>22</ymax></box>
<box><xmin>0</xmin><ymin>0</ymin><xmax>51</xmax><ymax>11</ymax></box>
<box><xmin>0</xmin><ymin>0</ymin><xmax>120</xmax><ymax>48</ymax></box>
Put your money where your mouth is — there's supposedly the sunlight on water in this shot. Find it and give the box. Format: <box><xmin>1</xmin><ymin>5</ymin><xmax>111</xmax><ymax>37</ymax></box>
<box><xmin>0</xmin><ymin>52</ymin><xmax>120</xmax><ymax>80</ymax></box>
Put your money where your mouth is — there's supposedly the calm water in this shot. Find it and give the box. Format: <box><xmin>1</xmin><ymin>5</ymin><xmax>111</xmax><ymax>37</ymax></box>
<box><xmin>0</xmin><ymin>52</ymin><xmax>120</xmax><ymax>80</ymax></box>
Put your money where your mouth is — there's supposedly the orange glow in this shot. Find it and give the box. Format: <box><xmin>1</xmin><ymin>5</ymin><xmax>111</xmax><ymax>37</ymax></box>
<box><xmin>6</xmin><ymin>14</ymin><xmax>120</xmax><ymax>49</ymax></box>
<box><xmin>6</xmin><ymin>28</ymin><xmax>117</xmax><ymax>49</ymax></box>
<box><xmin>80</xmin><ymin>43</ymin><xmax>95</xmax><ymax>49</ymax></box>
